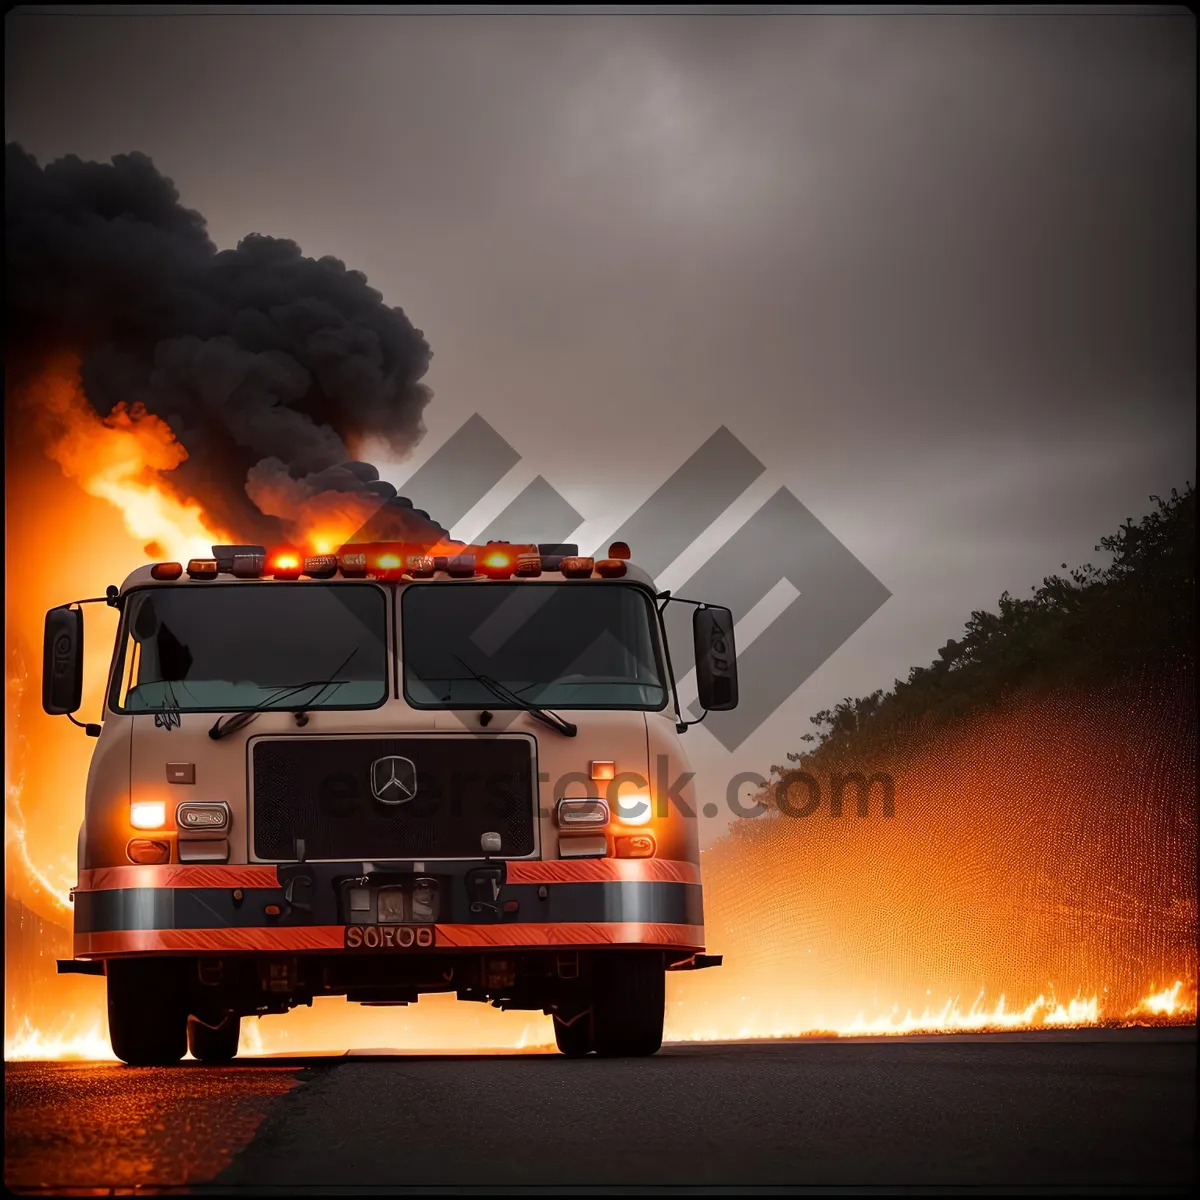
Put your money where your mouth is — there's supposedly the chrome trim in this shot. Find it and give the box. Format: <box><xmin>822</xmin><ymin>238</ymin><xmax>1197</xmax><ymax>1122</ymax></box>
<box><xmin>175</xmin><ymin>800</ymin><xmax>231</xmax><ymax>833</ymax></box>
<box><xmin>555</xmin><ymin>796</ymin><xmax>611</xmax><ymax>828</ymax></box>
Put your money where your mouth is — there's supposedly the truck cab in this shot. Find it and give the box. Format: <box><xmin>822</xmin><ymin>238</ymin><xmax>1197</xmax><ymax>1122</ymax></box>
<box><xmin>45</xmin><ymin>541</ymin><xmax>737</xmax><ymax>1063</ymax></box>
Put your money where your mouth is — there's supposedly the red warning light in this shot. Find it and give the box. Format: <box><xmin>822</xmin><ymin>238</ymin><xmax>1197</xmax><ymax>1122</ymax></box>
<box><xmin>481</xmin><ymin>550</ymin><xmax>515</xmax><ymax>579</ymax></box>
<box><xmin>268</xmin><ymin>547</ymin><xmax>303</xmax><ymax>580</ymax></box>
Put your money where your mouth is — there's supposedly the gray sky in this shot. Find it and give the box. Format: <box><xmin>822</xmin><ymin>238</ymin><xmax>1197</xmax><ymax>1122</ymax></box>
<box><xmin>6</xmin><ymin>7</ymin><xmax>1195</xmax><ymax>841</ymax></box>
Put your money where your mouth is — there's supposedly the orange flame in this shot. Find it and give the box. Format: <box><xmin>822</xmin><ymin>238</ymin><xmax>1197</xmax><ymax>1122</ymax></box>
<box><xmin>1129</xmin><ymin>981</ymin><xmax>1188</xmax><ymax>1018</ymax></box>
<box><xmin>5</xmin><ymin>981</ymin><xmax>1194</xmax><ymax>1062</ymax></box>
<box><xmin>28</xmin><ymin>354</ymin><xmax>231</xmax><ymax>560</ymax></box>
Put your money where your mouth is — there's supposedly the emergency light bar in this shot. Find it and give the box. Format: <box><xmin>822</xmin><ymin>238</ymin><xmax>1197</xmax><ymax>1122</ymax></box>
<box><xmin>178</xmin><ymin>541</ymin><xmax>637</xmax><ymax>580</ymax></box>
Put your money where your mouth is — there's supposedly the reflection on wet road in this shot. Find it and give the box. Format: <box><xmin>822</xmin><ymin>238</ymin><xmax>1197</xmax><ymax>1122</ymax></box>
<box><xmin>4</xmin><ymin>1060</ymin><xmax>304</xmax><ymax>1192</ymax></box>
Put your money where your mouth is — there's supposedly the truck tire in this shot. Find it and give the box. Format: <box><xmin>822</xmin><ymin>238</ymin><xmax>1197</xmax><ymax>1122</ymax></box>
<box><xmin>552</xmin><ymin>1010</ymin><xmax>594</xmax><ymax>1058</ymax></box>
<box><xmin>591</xmin><ymin>951</ymin><xmax>665</xmax><ymax>1058</ymax></box>
<box><xmin>187</xmin><ymin>1014</ymin><xmax>241</xmax><ymax>1062</ymax></box>
<box><xmin>107</xmin><ymin>959</ymin><xmax>188</xmax><ymax>1066</ymax></box>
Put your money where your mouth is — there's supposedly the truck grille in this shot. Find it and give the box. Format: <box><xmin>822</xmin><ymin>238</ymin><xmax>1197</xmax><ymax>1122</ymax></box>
<box><xmin>251</xmin><ymin>736</ymin><xmax>537</xmax><ymax>861</ymax></box>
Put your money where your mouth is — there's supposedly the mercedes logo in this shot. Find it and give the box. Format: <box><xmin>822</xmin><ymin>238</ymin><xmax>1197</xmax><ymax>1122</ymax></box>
<box><xmin>370</xmin><ymin>755</ymin><xmax>418</xmax><ymax>804</ymax></box>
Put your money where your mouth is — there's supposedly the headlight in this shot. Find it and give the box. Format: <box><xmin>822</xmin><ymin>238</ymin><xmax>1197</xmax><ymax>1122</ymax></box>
<box><xmin>130</xmin><ymin>801</ymin><xmax>167</xmax><ymax>830</ymax></box>
<box><xmin>613</xmin><ymin>791</ymin><xmax>653</xmax><ymax>826</ymax></box>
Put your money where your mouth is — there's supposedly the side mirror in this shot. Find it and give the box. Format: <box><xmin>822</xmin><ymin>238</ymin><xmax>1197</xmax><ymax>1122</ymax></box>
<box><xmin>43</xmin><ymin>606</ymin><xmax>84</xmax><ymax>716</ymax></box>
<box><xmin>693</xmin><ymin>606</ymin><xmax>739</xmax><ymax>712</ymax></box>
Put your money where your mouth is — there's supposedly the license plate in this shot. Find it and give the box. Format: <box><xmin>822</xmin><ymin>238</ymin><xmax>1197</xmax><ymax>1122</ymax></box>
<box><xmin>344</xmin><ymin>924</ymin><xmax>435</xmax><ymax>950</ymax></box>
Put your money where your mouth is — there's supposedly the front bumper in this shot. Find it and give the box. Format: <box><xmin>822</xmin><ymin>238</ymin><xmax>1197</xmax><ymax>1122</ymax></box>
<box><xmin>67</xmin><ymin>859</ymin><xmax>707</xmax><ymax>959</ymax></box>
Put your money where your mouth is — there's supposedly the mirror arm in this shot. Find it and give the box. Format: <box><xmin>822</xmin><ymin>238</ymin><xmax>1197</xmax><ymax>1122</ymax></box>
<box><xmin>68</xmin><ymin>586</ymin><xmax>122</xmax><ymax>610</ymax></box>
<box><xmin>655</xmin><ymin>597</ymin><xmax>689</xmax><ymax>732</ymax></box>
<box><xmin>656</xmin><ymin>591</ymin><xmax>710</xmax><ymax>612</ymax></box>
<box><xmin>67</xmin><ymin>713</ymin><xmax>102</xmax><ymax>737</ymax></box>
<box><xmin>657</xmin><ymin>592</ymin><xmax>722</xmax><ymax>730</ymax></box>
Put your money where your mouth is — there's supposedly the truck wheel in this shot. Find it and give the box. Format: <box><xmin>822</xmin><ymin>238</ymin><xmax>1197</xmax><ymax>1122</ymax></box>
<box><xmin>591</xmin><ymin>951</ymin><xmax>665</xmax><ymax>1058</ymax></box>
<box><xmin>107</xmin><ymin>959</ymin><xmax>188</xmax><ymax>1065</ymax></box>
<box><xmin>552</xmin><ymin>1010</ymin><xmax>594</xmax><ymax>1058</ymax></box>
<box><xmin>187</xmin><ymin>1014</ymin><xmax>241</xmax><ymax>1062</ymax></box>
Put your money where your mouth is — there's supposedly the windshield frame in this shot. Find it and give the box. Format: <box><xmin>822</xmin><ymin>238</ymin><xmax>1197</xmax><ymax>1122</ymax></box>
<box><xmin>398</xmin><ymin>579</ymin><xmax>672</xmax><ymax>713</ymax></box>
<box><xmin>107</xmin><ymin>580</ymin><xmax>392</xmax><ymax>716</ymax></box>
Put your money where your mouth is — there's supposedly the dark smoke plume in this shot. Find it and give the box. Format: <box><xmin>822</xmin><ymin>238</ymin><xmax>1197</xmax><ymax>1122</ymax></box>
<box><xmin>5</xmin><ymin>143</ymin><xmax>448</xmax><ymax>545</ymax></box>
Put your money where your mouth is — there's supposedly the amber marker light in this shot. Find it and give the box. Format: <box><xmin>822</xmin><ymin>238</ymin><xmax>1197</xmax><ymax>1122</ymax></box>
<box><xmin>127</xmin><ymin>838</ymin><xmax>171</xmax><ymax>865</ymax></box>
<box><xmin>560</xmin><ymin>556</ymin><xmax>595</xmax><ymax>578</ymax></box>
<box><xmin>130</xmin><ymin>800</ymin><xmax>168</xmax><ymax>830</ymax></box>
<box><xmin>186</xmin><ymin>558</ymin><xmax>219</xmax><ymax>580</ymax></box>
<box><xmin>150</xmin><ymin>562</ymin><xmax>183</xmax><ymax>580</ymax></box>
<box><xmin>615</xmin><ymin>833</ymin><xmax>656</xmax><ymax>859</ymax></box>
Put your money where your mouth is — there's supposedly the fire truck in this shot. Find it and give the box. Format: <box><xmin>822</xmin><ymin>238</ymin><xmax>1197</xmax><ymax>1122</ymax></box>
<box><xmin>45</xmin><ymin>541</ymin><xmax>737</xmax><ymax>1063</ymax></box>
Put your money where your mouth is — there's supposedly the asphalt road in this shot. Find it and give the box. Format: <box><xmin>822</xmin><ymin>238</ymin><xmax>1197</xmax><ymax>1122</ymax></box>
<box><xmin>5</xmin><ymin>1029</ymin><xmax>1196</xmax><ymax>1194</ymax></box>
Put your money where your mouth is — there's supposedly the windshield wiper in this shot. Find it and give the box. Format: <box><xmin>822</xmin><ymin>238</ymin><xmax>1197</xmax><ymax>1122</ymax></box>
<box><xmin>450</xmin><ymin>654</ymin><xmax>577</xmax><ymax>737</ymax></box>
<box><xmin>153</xmin><ymin>678</ymin><xmax>182</xmax><ymax>731</ymax></box>
<box><xmin>293</xmin><ymin>648</ymin><xmax>359</xmax><ymax>725</ymax></box>
<box><xmin>208</xmin><ymin>648</ymin><xmax>359</xmax><ymax>741</ymax></box>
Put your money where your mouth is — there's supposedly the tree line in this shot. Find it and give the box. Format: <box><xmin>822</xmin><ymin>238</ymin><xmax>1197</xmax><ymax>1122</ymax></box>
<box><xmin>777</xmin><ymin>483</ymin><xmax>1195</xmax><ymax>776</ymax></box>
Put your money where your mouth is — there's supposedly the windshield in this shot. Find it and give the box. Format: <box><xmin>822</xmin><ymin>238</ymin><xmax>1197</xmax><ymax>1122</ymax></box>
<box><xmin>112</xmin><ymin>584</ymin><xmax>388</xmax><ymax>713</ymax></box>
<box><xmin>402</xmin><ymin>583</ymin><xmax>667</xmax><ymax>710</ymax></box>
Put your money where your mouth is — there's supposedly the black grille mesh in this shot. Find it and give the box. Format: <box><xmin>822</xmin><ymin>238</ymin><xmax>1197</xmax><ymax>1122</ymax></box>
<box><xmin>252</xmin><ymin>736</ymin><xmax>536</xmax><ymax>860</ymax></box>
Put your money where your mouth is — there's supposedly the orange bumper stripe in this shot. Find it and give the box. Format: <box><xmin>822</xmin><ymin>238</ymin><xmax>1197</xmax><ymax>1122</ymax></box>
<box><xmin>74</xmin><ymin>922</ymin><xmax>706</xmax><ymax>957</ymax></box>
<box><xmin>76</xmin><ymin>859</ymin><xmax>700</xmax><ymax>891</ymax></box>
<box><xmin>506</xmin><ymin>859</ymin><xmax>701</xmax><ymax>885</ymax></box>
<box><xmin>78</xmin><ymin>865</ymin><xmax>281</xmax><ymax>891</ymax></box>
